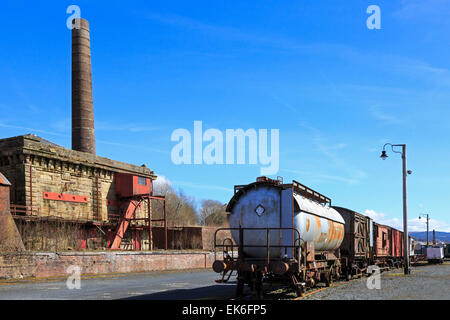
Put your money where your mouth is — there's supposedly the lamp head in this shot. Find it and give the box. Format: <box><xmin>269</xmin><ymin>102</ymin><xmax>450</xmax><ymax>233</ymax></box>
<box><xmin>380</xmin><ymin>150</ymin><xmax>388</xmax><ymax>160</ymax></box>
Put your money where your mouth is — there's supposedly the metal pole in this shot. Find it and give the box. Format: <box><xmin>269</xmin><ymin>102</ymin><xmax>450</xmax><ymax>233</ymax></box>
<box><xmin>426</xmin><ymin>214</ymin><xmax>429</xmax><ymax>248</ymax></box>
<box><xmin>164</xmin><ymin>200</ymin><xmax>167</xmax><ymax>250</ymax></box>
<box><xmin>402</xmin><ymin>145</ymin><xmax>410</xmax><ymax>275</ymax></box>
<box><xmin>147</xmin><ymin>198</ymin><xmax>153</xmax><ymax>251</ymax></box>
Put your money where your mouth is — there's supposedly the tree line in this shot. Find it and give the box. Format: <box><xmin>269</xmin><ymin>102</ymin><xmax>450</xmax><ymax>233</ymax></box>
<box><xmin>152</xmin><ymin>178</ymin><xmax>228</xmax><ymax>227</ymax></box>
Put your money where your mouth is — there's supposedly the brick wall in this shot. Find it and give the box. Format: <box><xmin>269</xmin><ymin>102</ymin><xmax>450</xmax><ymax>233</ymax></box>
<box><xmin>0</xmin><ymin>251</ymin><xmax>216</xmax><ymax>279</ymax></box>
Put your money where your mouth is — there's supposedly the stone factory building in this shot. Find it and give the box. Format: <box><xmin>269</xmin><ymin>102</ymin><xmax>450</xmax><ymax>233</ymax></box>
<box><xmin>0</xmin><ymin>18</ymin><xmax>166</xmax><ymax>251</ymax></box>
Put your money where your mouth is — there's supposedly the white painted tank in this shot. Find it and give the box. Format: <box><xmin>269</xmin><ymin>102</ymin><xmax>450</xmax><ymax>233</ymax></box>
<box><xmin>227</xmin><ymin>182</ymin><xmax>345</xmax><ymax>259</ymax></box>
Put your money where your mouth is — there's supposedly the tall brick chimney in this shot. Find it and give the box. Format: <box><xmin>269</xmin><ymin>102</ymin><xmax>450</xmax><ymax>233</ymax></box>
<box><xmin>72</xmin><ymin>18</ymin><xmax>96</xmax><ymax>154</ymax></box>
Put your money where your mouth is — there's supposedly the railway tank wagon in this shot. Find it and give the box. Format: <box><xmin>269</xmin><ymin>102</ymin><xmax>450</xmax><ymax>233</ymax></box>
<box><xmin>213</xmin><ymin>176</ymin><xmax>345</xmax><ymax>297</ymax></box>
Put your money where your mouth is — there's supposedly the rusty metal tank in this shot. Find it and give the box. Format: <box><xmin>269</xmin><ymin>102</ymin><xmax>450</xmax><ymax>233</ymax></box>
<box><xmin>226</xmin><ymin>179</ymin><xmax>345</xmax><ymax>259</ymax></box>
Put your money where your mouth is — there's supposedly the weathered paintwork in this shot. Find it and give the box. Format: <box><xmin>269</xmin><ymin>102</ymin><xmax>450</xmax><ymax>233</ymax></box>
<box><xmin>228</xmin><ymin>183</ymin><xmax>344</xmax><ymax>259</ymax></box>
<box><xmin>390</xmin><ymin>228</ymin><xmax>404</xmax><ymax>258</ymax></box>
<box><xmin>373</xmin><ymin>222</ymin><xmax>391</xmax><ymax>257</ymax></box>
<box><xmin>293</xmin><ymin>194</ymin><xmax>344</xmax><ymax>251</ymax></box>
<box><xmin>333</xmin><ymin>206</ymin><xmax>371</xmax><ymax>260</ymax></box>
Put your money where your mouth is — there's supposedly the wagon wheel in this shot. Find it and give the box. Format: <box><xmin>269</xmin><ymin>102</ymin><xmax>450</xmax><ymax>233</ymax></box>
<box><xmin>290</xmin><ymin>275</ymin><xmax>305</xmax><ymax>298</ymax></box>
<box><xmin>254</xmin><ymin>276</ymin><xmax>264</xmax><ymax>300</ymax></box>
<box><xmin>344</xmin><ymin>269</ymin><xmax>352</xmax><ymax>281</ymax></box>
<box><xmin>236</xmin><ymin>278</ymin><xmax>245</xmax><ymax>298</ymax></box>
<box><xmin>324</xmin><ymin>272</ymin><xmax>332</xmax><ymax>287</ymax></box>
<box><xmin>296</xmin><ymin>285</ymin><xmax>305</xmax><ymax>297</ymax></box>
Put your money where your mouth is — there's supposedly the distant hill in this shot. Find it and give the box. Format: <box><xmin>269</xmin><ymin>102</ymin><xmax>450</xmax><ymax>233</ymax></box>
<box><xmin>410</xmin><ymin>231</ymin><xmax>450</xmax><ymax>243</ymax></box>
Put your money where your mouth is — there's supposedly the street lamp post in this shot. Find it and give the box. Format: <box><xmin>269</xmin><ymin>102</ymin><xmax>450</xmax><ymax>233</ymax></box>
<box><xmin>380</xmin><ymin>143</ymin><xmax>410</xmax><ymax>275</ymax></box>
<box><xmin>419</xmin><ymin>214</ymin><xmax>430</xmax><ymax>247</ymax></box>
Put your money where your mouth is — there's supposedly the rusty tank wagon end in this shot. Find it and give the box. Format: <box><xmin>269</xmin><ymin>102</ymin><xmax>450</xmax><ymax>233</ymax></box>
<box><xmin>213</xmin><ymin>176</ymin><xmax>345</xmax><ymax>298</ymax></box>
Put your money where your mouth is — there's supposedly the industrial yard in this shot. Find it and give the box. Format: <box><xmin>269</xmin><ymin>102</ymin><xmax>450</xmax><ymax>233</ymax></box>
<box><xmin>1</xmin><ymin>2</ymin><xmax>450</xmax><ymax>305</ymax></box>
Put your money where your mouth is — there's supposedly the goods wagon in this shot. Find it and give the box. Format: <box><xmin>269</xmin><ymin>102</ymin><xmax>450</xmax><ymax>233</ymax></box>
<box><xmin>332</xmin><ymin>206</ymin><xmax>371</xmax><ymax>277</ymax></box>
<box><xmin>390</xmin><ymin>228</ymin><xmax>404</xmax><ymax>259</ymax></box>
<box><xmin>373</xmin><ymin>223</ymin><xmax>392</xmax><ymax>264</ymax></box>
<box><xmin>213</xmin><ymin>176</ymin><xmax>344</xmax><ymax>298</ymax></box>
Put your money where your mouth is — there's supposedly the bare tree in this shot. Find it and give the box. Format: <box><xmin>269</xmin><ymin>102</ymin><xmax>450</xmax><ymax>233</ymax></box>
<box><xmin>152</xmin><ymin>176</ymin><xmax>199</xmax><ymax>226</ymax></box>
<box><xmin>199</xmin><ymin>199</ymin><xmax>227</xmax><ymax>226</ymax></box>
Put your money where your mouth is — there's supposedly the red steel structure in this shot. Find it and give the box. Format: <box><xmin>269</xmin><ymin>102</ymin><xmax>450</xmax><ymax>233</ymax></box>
<box><xmin>109</xmin><ymin>173</ymin><xmax>167</xmax><ymax>250</ymax></box>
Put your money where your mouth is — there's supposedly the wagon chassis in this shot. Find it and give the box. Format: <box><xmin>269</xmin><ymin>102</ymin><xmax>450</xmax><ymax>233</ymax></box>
<box><xmin>213</xmin><ymin>227</ymin><xmax>342</xmax><ymax>298</ymax></box>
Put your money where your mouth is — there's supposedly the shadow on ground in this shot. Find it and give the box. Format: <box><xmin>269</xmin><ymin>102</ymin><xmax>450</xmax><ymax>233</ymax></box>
<box><xmin>121</xmin><ymin>284</ymin><xmax>236</xmax><ymax>300</ymax></box>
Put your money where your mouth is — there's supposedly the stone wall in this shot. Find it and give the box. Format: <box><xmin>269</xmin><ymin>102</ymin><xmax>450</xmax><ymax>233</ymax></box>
<box><xmin>201</xmin><ymin>226</ymin><xmax>235</xmax><ymax>251</ymax></box>
<box><xmin>0</xmin><ymin>251</ymin><xmax>215</xmax><ymax>279</ymax></box>
<box><xmin>0</xmin><ymin>253</ymin><xmax>35</xmax><ymax>278</ymax></box>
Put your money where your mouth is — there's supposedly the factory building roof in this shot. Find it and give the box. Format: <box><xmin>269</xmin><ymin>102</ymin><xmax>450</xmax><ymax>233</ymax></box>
<box><xmin>0</xmin><ymin>134</ymin><xmax>156</xmax><ymax>179</ymax></box>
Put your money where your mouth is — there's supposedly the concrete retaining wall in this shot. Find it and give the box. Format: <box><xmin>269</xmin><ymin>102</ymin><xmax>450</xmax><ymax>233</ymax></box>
<box><xmin>0</xmin><ymin>251</ymin><xmax>216</xmax><ymax>279</ymax></box>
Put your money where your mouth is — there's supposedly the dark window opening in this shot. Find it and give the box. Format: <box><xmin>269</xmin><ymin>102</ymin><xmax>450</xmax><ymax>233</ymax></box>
<box><xmin>138</xmin><ymin>177</ymin><xmax>147</xmax><ymax>186</ymax></box>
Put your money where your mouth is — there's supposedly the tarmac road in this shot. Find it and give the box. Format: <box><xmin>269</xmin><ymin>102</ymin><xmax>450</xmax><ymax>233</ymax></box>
<box><xmin>0</xmin><ymin>269</ymin><xmax>236</xmax><ymax>300</ymax></box>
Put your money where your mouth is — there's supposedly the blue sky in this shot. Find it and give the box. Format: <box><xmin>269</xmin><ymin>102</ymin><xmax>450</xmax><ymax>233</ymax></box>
<box><xmin>1</xmin><ymin>1</ymin><xmax>449</xmax><ymax>231</ymax></box>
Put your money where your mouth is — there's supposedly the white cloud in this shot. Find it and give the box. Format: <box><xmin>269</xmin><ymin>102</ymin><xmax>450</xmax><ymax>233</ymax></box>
<box><xmin>364</xmin><ymin>209</ymin><xmax>386</xmax><ymax>220</ymax></box>
<box><xmin>364</xmin><ymin>209</ymin><xmax>450</xmax><ymax>232</ymax></box>
<box><xmin>369</xmin><ymin>105</ymin><xmax>402</xmax><ymax>125</ymax></box>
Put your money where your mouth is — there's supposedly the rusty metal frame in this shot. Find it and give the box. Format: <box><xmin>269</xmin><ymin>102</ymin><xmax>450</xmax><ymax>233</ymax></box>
<box><xmin>144</xmin><ymin>194</ymin><xmax>167</xmax><ymax>250</ymax></box>
<box><xmin>214</xmin><ymin>227</ymin><xmax>302</xmax><ymax>271</ymax></box>
<box><xmin>110</xmin><ymin>194</ymin><xmax>167</xmax><ymax>251</ymax></box>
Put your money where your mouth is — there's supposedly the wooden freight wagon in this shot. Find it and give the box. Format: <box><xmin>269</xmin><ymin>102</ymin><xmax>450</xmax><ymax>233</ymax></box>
<box><xmin>333</xmin><ymin>206</ymin><xmax>371</xmax><ymax>278</ymax></box>
<box><xmin>372</xmin><ymin>222</ymin><xmax>391</xmax><ymax>264</ymax></box>
<box><xmin>390</xmin><ymin>228</ymin><xmax>403</xmax><ymax>258</ymax></box>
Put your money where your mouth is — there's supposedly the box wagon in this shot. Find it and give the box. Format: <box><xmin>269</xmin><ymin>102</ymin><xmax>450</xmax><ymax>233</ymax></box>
<box><xmin>333</xmin><ymin>206</ymin><xmax>371</xmax><ymax>278</ymax></box>
<box><xmin>373</xmin><ymin>222</ymin><xmax>391</xmax><ymax>263</ymax></box>
<box><xmin>390</xmin><ymin>227</ymin><xmax>404</xmax><ymax>267</ymax></box>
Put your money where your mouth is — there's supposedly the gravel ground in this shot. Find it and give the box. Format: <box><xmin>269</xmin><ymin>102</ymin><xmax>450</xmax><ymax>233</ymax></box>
<box><xmin>303</xmin><ymin>261</ymin><xmax>450</xmax><ymax>300</ymax></box>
